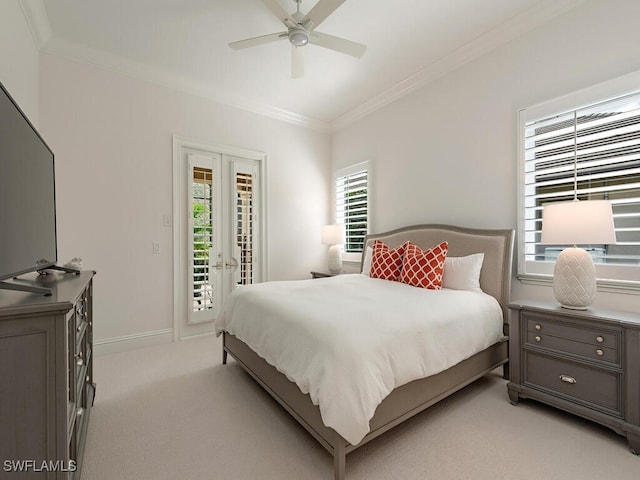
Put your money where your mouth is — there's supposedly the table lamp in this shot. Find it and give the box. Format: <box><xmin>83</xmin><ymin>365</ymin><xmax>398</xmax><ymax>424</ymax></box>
<box><xmin>541</xmin><ymin>199</ymin><xmax>616</xmax><ymax>310</ymax></box>
<box><xmin>321</xmin><ymin>224</ymin><xmax>346</xmax><ymax>274</ymax></box>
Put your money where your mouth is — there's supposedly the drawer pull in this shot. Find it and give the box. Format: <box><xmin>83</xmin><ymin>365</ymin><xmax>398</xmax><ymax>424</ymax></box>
<box><xmin>596</xmin><ymin>349</ymin><xmax>604</xmax><ymax>356</ymax></box>
<box><xmin>535</xmin><ymin>335</ymin><xmax>541</xmax><ymax>342</ymax></box>
<box><xmin>535</xmin><ymin>324</ymin><xmax>541</xmax><ymax>330</ymax></box>
<box><xmin>596</xmin><ymin>336</ymin><xmax>604</xmax><ymax>343</ymax></box>
<box><xmin>559</xmin><ymin>375</ymin><xmax>577</xmax><ymax>385</ymax></box>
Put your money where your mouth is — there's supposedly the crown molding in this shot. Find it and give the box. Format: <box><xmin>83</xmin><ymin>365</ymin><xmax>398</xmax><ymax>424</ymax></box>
<box><xmin>41</xmin><ymin>37</ymin><xmax>330</xmax><ymax>133</ymax></box>
<box><xmin>331</xmin><ymin>0</ymin><xmax>586</xmax><ymax>131</ymax></box>
<box><xmin>19</xmin><ymin>0</ymin><xmax>52</xmax><ymax>49</ymax></box>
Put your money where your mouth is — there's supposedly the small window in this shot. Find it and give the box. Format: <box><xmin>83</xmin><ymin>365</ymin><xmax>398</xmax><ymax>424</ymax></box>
<box><xmin>336</xmin><ymin>162</ymin><xmax>369</xmax><ymax>262</ymax></box>
<box><xmin>518</xmin><ymin>78</ymin><xmax>640</xmax><ymax>285</ymax></box>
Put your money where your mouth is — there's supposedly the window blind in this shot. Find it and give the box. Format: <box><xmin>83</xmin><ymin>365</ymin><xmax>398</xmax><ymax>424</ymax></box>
<box><xmin>336</xmin><ymin>166</ymin><xmax>368</xmax><ymax>254</ymax></box>
<box><xmin>523</xmin><ymin>91</ymin><xmax>640</xmax><ymax>270</ymax></box>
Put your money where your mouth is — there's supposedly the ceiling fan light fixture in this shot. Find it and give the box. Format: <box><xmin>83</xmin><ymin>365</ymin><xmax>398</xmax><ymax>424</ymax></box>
<box><xmin>289</xmin><ymin>28</ymin><xmax>308</xmax><ymax>46</ymax></box>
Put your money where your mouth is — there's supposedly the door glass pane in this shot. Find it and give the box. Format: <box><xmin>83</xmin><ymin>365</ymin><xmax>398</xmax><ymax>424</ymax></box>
<box><xmin>235</xmin><ymin>171</ymin><xmax>253</xmax><ymax>286</ymax></box>
<box><xmin>192</xmin><ymin>166</ymin><xmax>214</xmax><ymax>312</ymax></box>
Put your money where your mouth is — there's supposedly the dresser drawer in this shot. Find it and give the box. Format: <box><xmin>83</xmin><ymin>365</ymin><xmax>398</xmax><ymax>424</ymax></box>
<box><xmin>525</xmin><ymin>314</ymin><xmax>619</xmax><ymax>348</ymax></box>
<box><xmin>524</xmin><ymin>351</ymin><xmax>622</xmax><ymax>416</ymax></box>
<box><xmin>525</xmin><ymin>331</ymin><xmax>619</xmax><ymax>365</ymax></box>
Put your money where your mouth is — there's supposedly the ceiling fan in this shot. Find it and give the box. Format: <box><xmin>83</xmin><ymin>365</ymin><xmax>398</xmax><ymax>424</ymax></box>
<box><xmin>229</xmin><ymin>0</ymin><xmax>367</xmax><ymax>78</ymax></box>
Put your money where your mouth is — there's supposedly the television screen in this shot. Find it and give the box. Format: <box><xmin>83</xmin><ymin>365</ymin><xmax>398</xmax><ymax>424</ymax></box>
<box><xmin>0</xmin><ymin>81</ymin><xmax>57</xmax><ymax>282</ymax></box>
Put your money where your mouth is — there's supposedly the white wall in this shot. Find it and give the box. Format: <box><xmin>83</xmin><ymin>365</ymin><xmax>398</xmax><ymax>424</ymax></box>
<box><xmin>331</xmin><ymin>0</ymin><xmax>640</xmax><ymax>312</ymax></box>
<box><xmin>0</xmin><ymin>0</ymin><xmax>40</xmax><ymax>125</ymax></box>
<box><xmin>39</xmin><ymin>54</ymin><xmax>330</xmax><ymax>346</ymax></box>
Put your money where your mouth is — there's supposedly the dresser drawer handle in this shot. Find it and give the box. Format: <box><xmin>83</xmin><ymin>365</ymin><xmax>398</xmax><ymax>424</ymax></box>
<box><xmin>596</xmin><ymin>336</ymin><xmax>604</xmax><ymax>343</ymax></box>
<box><xmin>535</xmin><ymin>336</ymin><xmax>541</xmax><ymax>342</ymax></box>
<box><xmin>559</xmin><ymin>375</ymin><xmax>577</xmax><ymax>385</ymax></box>
<box><xmin>596</xmin><ymin>349</ymin><xmax>604</xmax><ymax>356</ymax></box>
<box><xmin>535</xmin><ymin>324</ymin><xmax>541</xmax><ymax>330</ymax></box>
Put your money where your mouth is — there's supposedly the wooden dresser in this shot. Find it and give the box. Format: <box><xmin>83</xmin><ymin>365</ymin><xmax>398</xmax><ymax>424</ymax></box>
<box><xmin>507</xmin><ymin>301</ymin><xmax>640</xmax><ymax>455</ymax></box>
<box><xmin>0</xmin><ymin>271</ymin><xmax>95</xmax><ymax>478</ymax></box>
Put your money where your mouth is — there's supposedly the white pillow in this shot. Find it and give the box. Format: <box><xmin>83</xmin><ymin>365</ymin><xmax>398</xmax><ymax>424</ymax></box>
<box><xmin>442</xmin><ymin>253</ymin><xmax>484</xmax><ymax>292</ymax></box>
<box><xmin>361</xmin><ymin>246</ymin><xmax>373</xmax><ymax>275</ymax></box>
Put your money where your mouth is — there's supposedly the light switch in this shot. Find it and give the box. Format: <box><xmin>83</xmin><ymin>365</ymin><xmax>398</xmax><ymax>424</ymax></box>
<box><xmin>152</xmin><ymin>241</ymin><xmax>160</xmax><ymax>254</ymax></box>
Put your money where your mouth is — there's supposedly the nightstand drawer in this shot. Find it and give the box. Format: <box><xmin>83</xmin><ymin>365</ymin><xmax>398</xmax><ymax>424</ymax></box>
<box><xmin>525</xmin><ymin>331</ymin><xmax>619</xmax><ymax>365</ymax></box>
<box><xmin>524</xmin><ymin>351</ymin><xmax>621</xmax><ymax>416</ymax></box>
<box><xmin>525</xmin><ymin>314</ymin><xmax>618</xmax><ymax>349</ymax></box>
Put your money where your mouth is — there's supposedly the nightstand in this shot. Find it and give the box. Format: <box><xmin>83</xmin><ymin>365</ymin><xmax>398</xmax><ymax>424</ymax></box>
<box><xmin>310</xmin><ymin>271</ymin><xmax>338</xmax><ymax>279</ymax></box>
<box><xmin>507</xmin><ymin>301</ymin><xmax>640</xmax><ymax>455</ymax></box>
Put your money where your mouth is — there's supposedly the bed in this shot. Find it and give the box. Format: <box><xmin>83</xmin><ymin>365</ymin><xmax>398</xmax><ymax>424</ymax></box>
<box><xmin>216</xmin><ymin>224</ymin><xmax>514</xmax><ymax>480</ymax></box>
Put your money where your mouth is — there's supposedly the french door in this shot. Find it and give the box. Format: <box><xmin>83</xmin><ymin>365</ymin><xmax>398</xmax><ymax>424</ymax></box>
<box><xmin>173</xmin><ymin>137</ymin><xmax>265</xmax><ymax>339</ymax></box>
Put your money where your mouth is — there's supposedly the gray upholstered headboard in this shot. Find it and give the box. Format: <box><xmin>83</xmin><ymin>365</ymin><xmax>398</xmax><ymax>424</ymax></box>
<box><xmin>361</xmin><ymin>224</ymin><xmax>515</xmax><ymax>322</ymax></box>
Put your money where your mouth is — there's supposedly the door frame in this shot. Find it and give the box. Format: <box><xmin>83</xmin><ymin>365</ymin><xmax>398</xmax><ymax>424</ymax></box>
<box><xmin>172</xmin><ymin>135</ymin><xmax>268</xmax><ymax>341</ymax></box>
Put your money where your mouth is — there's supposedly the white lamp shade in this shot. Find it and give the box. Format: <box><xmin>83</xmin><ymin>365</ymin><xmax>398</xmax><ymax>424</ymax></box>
<box><xmin>321</xmin><ymin>224</ymin><xmax>346</xmax><ymax>245</ymax></box>
<box><xmin>541</xmin><ymin>200</ymin><xmax>616</xmax><ymax>245</ymax></box>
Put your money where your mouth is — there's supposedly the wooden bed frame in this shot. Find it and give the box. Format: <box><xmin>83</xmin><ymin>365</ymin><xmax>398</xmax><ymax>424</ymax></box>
<box><xmin>221</xmin><ymin>224</ymin><xmax>514</xmax><ymax>480</ymax></box>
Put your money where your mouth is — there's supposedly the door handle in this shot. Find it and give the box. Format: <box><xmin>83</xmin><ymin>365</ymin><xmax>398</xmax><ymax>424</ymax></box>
<box><xmin>225</xmin><ymin>257</ymin><xmax>238</xmax><ymax>269</ymax></box>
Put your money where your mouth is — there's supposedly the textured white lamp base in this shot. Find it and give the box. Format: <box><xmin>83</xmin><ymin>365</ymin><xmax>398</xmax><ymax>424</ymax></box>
<box><xmin>327</xmin><ymin>244</ymin><xmax>343</xmax><ymax>274</ymax></box>
<box><xmin>553</xmin><ymin>247</ymin><xmax>596</xmax><ymax>310</ymax></box>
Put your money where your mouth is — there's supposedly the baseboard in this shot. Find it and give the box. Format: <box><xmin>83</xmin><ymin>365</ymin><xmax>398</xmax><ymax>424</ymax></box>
<box><xmin>94</xmin><ymin>328</ymin><xmax>174</xmax><ymax>356</ymax></box>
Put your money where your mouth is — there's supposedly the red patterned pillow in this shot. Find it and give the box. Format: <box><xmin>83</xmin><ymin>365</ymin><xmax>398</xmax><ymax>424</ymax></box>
<box><xmin>400</xmin><ymin>241</ymin><xmax>449</xmax><ymax>289</ymax></box>
<box><xmin>370</xmin><ymin>240</ymin><xmax>407</xmax><ymax>281</ymax></box>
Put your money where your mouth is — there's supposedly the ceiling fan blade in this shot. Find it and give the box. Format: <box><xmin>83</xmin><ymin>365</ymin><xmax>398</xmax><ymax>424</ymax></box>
<box><xmin>301</xmin><ymin>0</ymin><xmax>346</xmax><ymax>30</ymax></box>
<box><xmin>262</xmin><ymin>0</ymin><xmax>297</xmax><ymax>29</ymax></box>
<box><xmin>309</xmin><ymin>31</ymin><xmax>366</xmax><ymax>58</ymax></box>
<box><xmin>292</xmin><ymin>45</ymin><xmax>304</xmax><ymax>79</ymax></box>
<box><xmin>229</xmin><ymin>32</ymin><xmax>286</xmax><ymax>50</ymax></box>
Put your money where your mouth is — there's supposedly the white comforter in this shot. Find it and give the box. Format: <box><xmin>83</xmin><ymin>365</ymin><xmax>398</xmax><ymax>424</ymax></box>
<box><xmin>214</xmin><ymin>274</ymin><xmax>504</xmax><ymax>445</ymax></box>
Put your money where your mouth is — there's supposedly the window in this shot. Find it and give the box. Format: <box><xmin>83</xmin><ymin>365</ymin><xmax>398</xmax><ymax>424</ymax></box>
<box><xmin>336</xmin><ymin>162</ymin><xmax>369</xmax><ymax>262</ymax></box>
<box><xmin>518</xmin><ymin>77</ymin><xmax>640</xmax><ymax>287</ymax></box>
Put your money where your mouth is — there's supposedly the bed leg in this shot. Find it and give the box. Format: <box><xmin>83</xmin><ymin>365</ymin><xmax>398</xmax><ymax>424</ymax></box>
<box><xmin>333</xmin><ymin>437</ymin><xmax>346</xmax><ymax>480</ymax></box>
<box><xmin>222</xmin><ymin>333</ymin><xmax>228</xmax><ymax>365</ymax></box>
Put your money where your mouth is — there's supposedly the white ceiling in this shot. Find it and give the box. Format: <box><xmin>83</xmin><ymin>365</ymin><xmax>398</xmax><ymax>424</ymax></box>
<box><xmin>24</xmin><ymin>0</ymin><xmax>585</xmax><ymax>129</ymax></box>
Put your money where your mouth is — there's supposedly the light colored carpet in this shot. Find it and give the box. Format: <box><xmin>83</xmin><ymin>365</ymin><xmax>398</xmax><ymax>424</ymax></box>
<box><xmin>81</xmin><ymin>334</ymin><xmax>638</xmax><ymax>480</ymax></box>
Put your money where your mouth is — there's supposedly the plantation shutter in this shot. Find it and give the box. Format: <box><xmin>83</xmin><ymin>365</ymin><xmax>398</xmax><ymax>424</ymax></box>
<box><xmin>522</xmin><ymin>90</ymin><xmax>640</xmax><ymax>274</ymax></box>
<box><xmin>336</xmin><ymin>163</ymin><xmax>368</xmax><ymax>254</ymax></box>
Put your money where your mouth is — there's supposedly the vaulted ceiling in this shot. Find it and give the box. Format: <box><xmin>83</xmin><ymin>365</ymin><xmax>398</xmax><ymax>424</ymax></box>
<box><xmin>23</xmin><ymin>0</ymin><xmax>585</xmax><ymax>129</ymax></box>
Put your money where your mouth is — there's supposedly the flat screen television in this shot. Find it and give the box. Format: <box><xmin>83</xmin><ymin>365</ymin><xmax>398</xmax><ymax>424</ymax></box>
<box><xmin>0</xmin><ymin>80</ymin><xmax>58</xmax><ymax>294</ymax></box>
